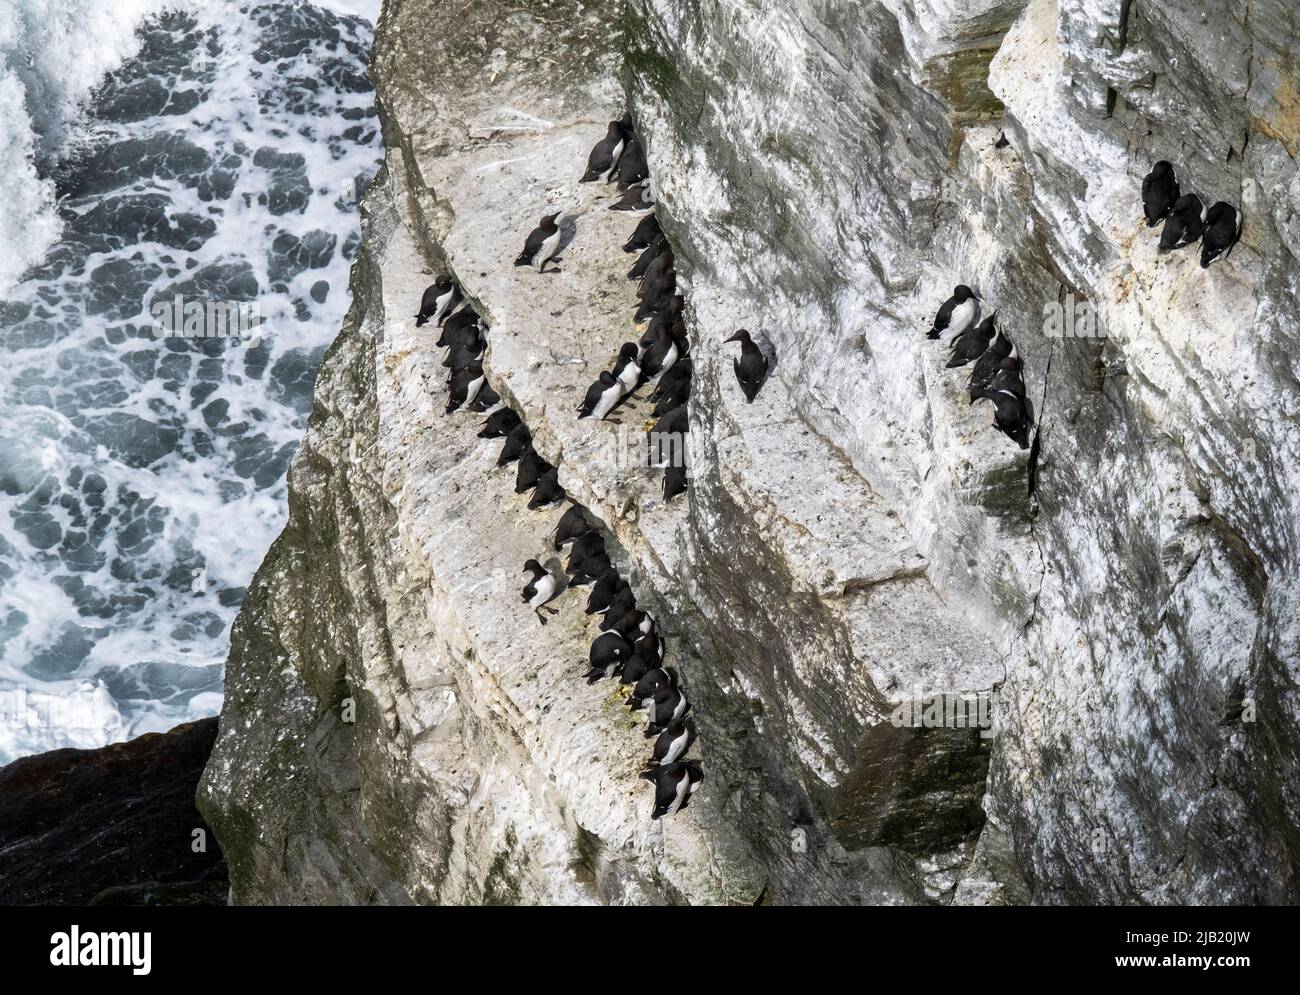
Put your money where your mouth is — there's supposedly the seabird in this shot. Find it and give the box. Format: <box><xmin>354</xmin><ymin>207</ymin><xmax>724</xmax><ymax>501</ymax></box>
<box><xmin>415</xmin><ymin>278</ymin><xmax>462</xmax><ymax>327</ymax></box>
<box><xmin>580</xmin><ymin>121</ymin><xmax>626</xmax><ymax>183</ymax></box>
<box><xmin>725</xmin><ymin>329</ymin><xmax>770</xmax><ymax>402</ymax></box>
<box><xmin>640</xmin><ymin>323</ymin><xmax>680</xmax><ymax>379</ymax></box>
<box><xmin>616</xmin><ymin>135</ymin><xmax>649</xmax><ymax>190</ymax></box>
<box><xmin>515</xmin><ymin>211</ymin><xmax>565</xmax><ymax>272</ymax></box>
<box><xmin>606</xmin><ymin>608</ymin><xmax>654</xmax><ymax>642</ymax></box>
<box><xmin>967</xmin><ymin>329</ymin><xmax>1014</xmax><ymax>400</ymax></box>
<box><xmin>628</xmin><ymin>667</ymin><xmax>677</xmax><ymax>709</ymax></box>
<box><xmin>446</xmin><ymin>363</ymin><xmax>486</xmax><ymax>414</ymax></box>
<box><xmin>514</xmin><ymin>446</ymin><xmax>553</xmax><ymax>495</ymax></box>
<box><xmin>1199</xmin><ymin>202</ymin><xmax>1242</xmax><ymax>268</ymax></box>
<box><xmin>927</xmin><ymin>284</ymin><xmax>980</xmax><ymax>341</ymax></box>
<box><xmin>585</xmin><ymin>569</ymin><xmax>629</xmax><ymax>615</ymax></box>
<box><xmin>649</xmin><ymin>405</ymin><xmax>687</xmax><ymax>467</ymax></box>
<box><xmin>497</xmin><ymin>422</ymin><xmax>532</xmax><ymax>466</ymax></box>
<box><xmin>946</xmin><ymin>312</ymin><xmax>997</xmax><ymax>368</ymax></box>
<box><xmin>566</xmin><ymin>532</ymin><xmax>607</xmax><ymax>578</ymax></box>
<box><xmin>971</xmin><ymin>387</ymin><xmax>1033</xmax><ymax>449</ymax></box>
<box><xmin>663</xmin><ymin>463</ymin><xmax>688</xmax><ymax>503</ymax></box>
<box><xmin>437</xmin><ymin>308</ymin><xmax>482</xmax><ymax>349</ymax></box>
<box><xmin>645</xmin><ymin>718</ymin><xmax>694</xmax><ymax>771</ymax></box>
<box><xmin>520</xmin><ymin>558</ymin><xmax>560</xmax><ymax>625</ymax></box>
<box><xmin>551</xmin><ymin>504</ymin><xmax>592</xmax><ymax>550</ymax></box>
<box><xmin>635</xmin><ymin>275</ymin><xmax>678</xmax><ymax>322</ymax></box>
<box><xmin>479</xmin><ymin>407</ymin><xmax>521</xmax><ymax>439</ymax></box>
<box><xmin>611</xmin><ymin>183</ymin><xmax>654</xmax><ymax>212</ymax></box>
<box><xmin>528</xmin><ymin>467</ymin><xmax>566</xmax><ymax>510</ymax></box>
<box><xmin>643</xmin><ymin>761</ymin><xmax>704</xmax><ymax>819</ymax></box>
<box><xmin>611</xmin><ymin>342</ymin><xmax>642</xmax><ymax>395</ymax></box>
<box><xmin>577</xmin><ymin>371</ymin><xmax>624</xmax><ymax>422</ymax></box>
<box><xmin>583</xmin><ymin>630</ymin><xmax>634</xmax><ymax>684</ymax></box>
<box><xmin>1141</xmin><ymin>160</ymin><xmax>1180</xmax><ymax>228</ymax></box>
<box><xmin>627</xmin><ymin>234</ymin><xmax>667</xmax><ymax>281</ymax></box>
<box><xmin>643</xmin><ymin>686</ymin><xmax>690</xmax><ymax>737</ymax></box>
<box><xmin>622</xmin><ymin>212</ymin><xmax>661</xmax><ymax>253</ymax></box>
<box><xmin>986</xmin><ymin>356</ymin><xmax>1026</xmax><ymax>398</ymax></box>
<box><xmin>1158</xmin><ymin>193</ymin><xmax>1206</xmax><ymax>253</ymax></box>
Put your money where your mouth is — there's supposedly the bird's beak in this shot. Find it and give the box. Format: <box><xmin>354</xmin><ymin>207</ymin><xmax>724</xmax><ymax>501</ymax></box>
<box><xmin>724</xmin><ymin>331</ymin><xmax>743</xmax><ymax>343</ymax></box>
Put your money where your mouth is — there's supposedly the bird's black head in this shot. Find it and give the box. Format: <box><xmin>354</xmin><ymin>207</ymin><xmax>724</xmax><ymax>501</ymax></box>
<box><xmin>542</xmin><ymin>211</ymin><xmax>562</xmax><ymax>226</ymax></box>
<box><xmin>955</xmin><ymin>284</ymin><xmax>978</xmax><ymax>301</ymax></box>
<box><xmin>434</xmin><ymin>275</ymin><xmax>454</xmax><ymax>292</ymax></box>
<box><xmin>523</xmin><ymin>558</ymin><xmax>543</xmax><ymax>575</ymax></box>
<box><xmin>619</xmin><ymin>342</ymin><xmax>638</xmax><ymax>360</ymax></box>
<box><xmin>1172</xmin><ymin>193</ymin><xmax>1200</xmax><ymax>213</ymax></box>
<box><xmin>599</xmin><ymin>370</ymin><xmax>617</xmax><ymax>385</ymax></box>
<box><xmin>1151</xmin><ymin>160</ymin><xmax>1172</xmax><ymax>176</ymax></box>
<box><xmin>725</xmin><ymin>328</ymin><xmax>752</xmax><ymax>345</ymax></box>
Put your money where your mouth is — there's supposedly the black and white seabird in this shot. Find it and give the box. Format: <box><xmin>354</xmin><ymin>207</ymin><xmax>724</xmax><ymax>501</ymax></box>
<box><xmin>580</xmin><ymin>121</ymin><xmax>627</xmax><ymax>183</ymax></box>
<box><xmin>479</xmin><ymin>407</ymin><xmax>520</xmax><ymax>439</ymax></box>
<box><xmin>521</xmin><ymin>558</ymin><xmax>560</xmax><ymax>625</ymax></box>
<box><xmin>585</xmin><ymin>568</ymin><xmax>629</xmax><ymax>615</ymax></box>
<box><xmin>927</xmin><ymin>284</ymin><xmax>980</xmax><ymax>341</ymax></box>
<box><xmin>627</xmin><ymin>234</ymin><xmax>667</xmax><ymax>281</ymax></box>
<box><xmin>971</xmin><ymin>387</ymin><xmax>1033</xmax><ymax>450</ymax></box>
<box><xmin>515</xmin><ymin>211</ymin><xmax>565</xmax><ymax>272</ymax></box>
<box><xmin>467</xmin><ymin>382</ymin><xmax>500</xmax><ymax>413</ymax></box>
<box><xmin>637</xmin><ymin>243</ymin><xmax>674</xmax><ymax>295</ymax></box>
<box><xmin>628</xmin><ymin>666</ymin><xmax>677</xmax><ymax>710</ymax></box>
<box><xmin>443</xmin><ymin>338</ymin><xmax>485</xmax><ymax>372</ymax></box>
<box><xmin>551</xmin><ymin>504</ymin><xmax>592</xmax><ymax>550</ymax></box>
<box><xmin>576</xmin><ymin>371</ymin><xmax>624</xmax><ymax>422</ymax></box>
<box><xmin>622</xmin><ymin>212</ymin><xmax>661</xmax><ymax>254</ymax></box>
<box><xmin>528</xmin><ymin>467</ymin><xmax>566</xmax><ymax>510</ymax></box>
<box><xmin>416</xmin><ymin>277</ymin><xmax>462</xmax><ymax>327</ymax></box>
<box><xmin>611</xmin><ymin>183</ymin><xmax>654</xmax><ymax>212</ymax></box>
<box><xmin>611</xmin><ymin>342</ymin><xmax>642</xmax><ymax>396</ymax></box>
<box><xmin>437</xmin><ymin>308</ymin><xmax>483</xmax><ymax>349</ymax></box>
<box><xmin>645</xmin><ymin>718</ymin><xmax>694</xmax><ymax>771</ymax></box>
<box><xmin>945</xmin><ymin>312</ymin><xmax>997</xmax><ymax>368</ymax></box>
<box><xmin>497</xmin><ymin>422</ymin><xmax>532</xmax><ymax>466</ymax></box>
<box><xmin>566</xmin><ymin>532</ymin><xmax>607</xmax><ymax>578</ymax></box>
<box><xmin>446</xmin><ymin>363</ymin><xmax>486</xmax><ymax>414</ymax></box>
<box><xmin>638</xmin><ymin>295</ymin><xmax>684</xmax><ymax>349</ymax></box>
<box><xmin>649</xmin><ymin>359</ymin><xmax>691</xmax><ymax>407</ymax></box>
<box><xmin>606</xmin><ymin>608</ymin><xmax>654</xmax><ymax>642</ymax></box>
<box><xmin>649</xmin><ymin>404</ymin><xmax>687</xmax><ymax>468</ymax></box>
<box><xmin>643</xmin><ymin>761</ymin><xmax>704</xmax><ymax>819</ymax></box>
<box><xmin>643</xmin><ymin>686</ymin><xmax>690</xmax><ymax>737</ymax></box>
<box><xmin>967</xmin><ymin>328</ymin><xmax>1014</xmax><ymax>401</ymax></box>
<box><xmin>635</xmin><ymin>269</ymin><xmax>677</xmax><ymax>321</ymax></box>
<box><xmin>583</xmin><ymin>630</ymin><xmax>634</xmax><ymax>684</ymax></box>
<box><xmin>616</xmin><ymin>136</ymin><xmax>649</xmax><ymax>190</ymax></box>
<box><xmin>514</xmin><ymin>446</ymin><xmax>554</xmax><ymax>494</ymax></box>
<box><xmin>725</xmin><ymin>328</ymin><xmax>770</xmax><ymax>403</ymax></box>
<box><xmin>1199</xmin><ymin>202</ymin><xmax>1242</xmax><ymax>268</ymax></box>
<box><xmin>1141</xmin><ymin>161</ymin><xmax>1180</xmax><ymax>228</ymax></box>
<box><xmin>1158</xmin><ymin>193</ymin><xmax>1206</xmax><ymax>253</ymax></box>
<box><xmin>986</xmin><ymin>356</ymin><xmax>1026</xmax><ymax>398</ymax></box>
<box><xmin>640</xmin><ymin>323</ymin><xmax>680</xmax><ymax>379</ymax></box>
<box><xmin>599</xmin><ymin>586</ymin><xmax>636</xmax><ymax>623</ymax></box>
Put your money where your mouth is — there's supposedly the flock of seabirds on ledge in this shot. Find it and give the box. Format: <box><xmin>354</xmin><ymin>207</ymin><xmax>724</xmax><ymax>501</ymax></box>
<box><xmin>411</xmin><ymin>111</ymin><xmax>1243</xmax><ymax>820</ymax></box>
<box><xmin>925</xmin><ymin>157</ymin><xmax>1241</xmax><ymax>449</ymax></box>
<box><xmin>411</xmin><ymin>112</ymin><xmax>760</xmax><ymax>819</ymax></box>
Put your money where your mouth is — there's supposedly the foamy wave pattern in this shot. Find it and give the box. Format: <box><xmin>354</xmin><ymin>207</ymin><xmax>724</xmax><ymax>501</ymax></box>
<box><xmin>0</xmin><ymin>0</ymin><xmax>381</xmax><ymax>763</ymax></box>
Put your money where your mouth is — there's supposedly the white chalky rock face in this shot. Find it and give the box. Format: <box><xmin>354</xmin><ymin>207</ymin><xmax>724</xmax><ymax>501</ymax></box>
<box><xmin>200</xmin><ymin>0</ymin><xmax>1300</xmax><ymax>905</ymax></box>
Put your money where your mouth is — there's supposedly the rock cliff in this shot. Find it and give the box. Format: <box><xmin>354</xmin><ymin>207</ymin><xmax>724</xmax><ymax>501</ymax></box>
<box><xmin>199</xmin><ymin>0</ymin><xmax>1300</xmax><ymax>904</ymax></box>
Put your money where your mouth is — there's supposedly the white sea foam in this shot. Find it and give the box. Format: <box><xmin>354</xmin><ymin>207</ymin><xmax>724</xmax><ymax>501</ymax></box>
<box><xmin>0</xmin><ymin>0</ymin><xmax>381</xmax><ymax>763</ymax></box>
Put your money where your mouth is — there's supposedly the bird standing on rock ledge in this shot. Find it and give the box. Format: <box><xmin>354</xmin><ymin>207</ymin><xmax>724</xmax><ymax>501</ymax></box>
<box><xmin>515</xmin><ymin>211</ymin><xmax>566</xmax><ymax>272</ymax></box>
<box><xmin>724</xmin><ymin>329</ymin><xmax>770</xmax><ymax>403</ymax></box>
<box><xmin>521</xmin><ymin>558</ymin><xmax>560</xmax><ymax>625</ymax></box>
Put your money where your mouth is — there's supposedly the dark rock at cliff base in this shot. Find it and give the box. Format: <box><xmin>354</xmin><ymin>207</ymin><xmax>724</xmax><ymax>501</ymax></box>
<box><xmin>0</xmin><ymin>718</ymin><xmax>227</xmax><ymax>906</ymax></box>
